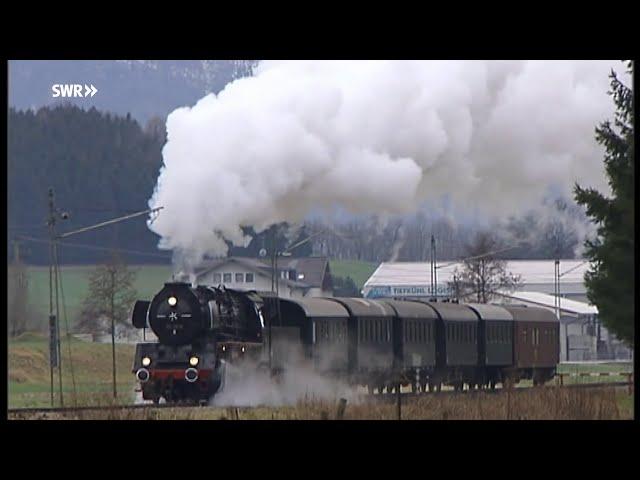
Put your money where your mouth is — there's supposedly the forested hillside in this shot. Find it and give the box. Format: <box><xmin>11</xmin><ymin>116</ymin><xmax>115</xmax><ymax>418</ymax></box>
<box><xmin>8</xmin><ymin>105</ymin><xmax>168</xmax><ymax>264</ymax></box>
<box><xmin>9</xmin><ymin>60</ymin><xmax>256</xmax><ymax>124</ymax></box>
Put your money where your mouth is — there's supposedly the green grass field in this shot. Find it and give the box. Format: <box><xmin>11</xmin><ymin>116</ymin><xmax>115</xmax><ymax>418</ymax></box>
<box><xmin>22</xmin><ymin>264</ymin><xmax>173</xmax><ymax>331</ymax></box>
<box><xmin>9</xmin><ymin>333</ymin><xmax>136</xmax><ymax>408</ymax></box>
<box><xmin>19</xmin><ymin>260</ymin><xmax>378</xmax><ymax>331</ymax></box>
<box><xmin>328</xmin><ymin>260</ymin><xmax>378</xmax><ymax>289</ymax></box>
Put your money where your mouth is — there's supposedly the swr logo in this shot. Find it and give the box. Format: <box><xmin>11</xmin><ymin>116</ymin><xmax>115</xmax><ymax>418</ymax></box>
<box><xmin>52</xmin><ymin>84</ymin><xmax>98</xmax><ymax>98</ymax></box>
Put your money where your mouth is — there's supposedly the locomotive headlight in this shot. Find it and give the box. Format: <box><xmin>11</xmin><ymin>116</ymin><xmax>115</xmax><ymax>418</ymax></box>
<box><xmin>168</xmin><ymin>296</ymin><xmax>178</xmax><ymax>306</ymax></box>
<box><xmin>142</xmin><ymin>356</ymin><xmax>151</xmax><ymax>367</ymax></box>
<box><xmin>189</xmin><ymin>356</ymin><xmax>199</xmax><ymax>366</ymax></box>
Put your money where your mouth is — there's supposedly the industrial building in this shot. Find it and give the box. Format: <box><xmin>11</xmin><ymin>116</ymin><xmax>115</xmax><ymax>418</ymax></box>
<box><xmin>362</xmin><ymin>260</ymin><xmax>632</xmax><ymax>361</ymax></box>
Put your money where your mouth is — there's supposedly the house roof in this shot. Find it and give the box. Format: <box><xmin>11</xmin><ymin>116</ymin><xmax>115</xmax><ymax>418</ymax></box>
<box><xmin>495</xmin><ymin>290</ymin><xmax>598</xmax><ymax>315</ymax></box>
<box><xmin>194</xmin><ymin>256</ymin><xmax>330</xmax><ymax>289</ymax></box>
<box><xmin>364</xmin><ymin>260</ymin><xmax>590</xmax><ymax>288</ymax></box>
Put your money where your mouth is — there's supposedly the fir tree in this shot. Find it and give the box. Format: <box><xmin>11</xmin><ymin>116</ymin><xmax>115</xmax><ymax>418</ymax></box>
<box><xmin>574</xmin><ymin>61</ymin><xmax>634</xmax><ymax>345</ymax></box>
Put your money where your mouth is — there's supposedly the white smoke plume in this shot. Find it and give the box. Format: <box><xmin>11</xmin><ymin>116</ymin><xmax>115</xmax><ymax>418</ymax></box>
<box><xmin>148</xmin><ymin>60</ymin><xmax>626</xmax><ymax>264</ymax></box>
<box><xmin>210</xmin><ymin>360</ymin><xmax>362</xmax><ymax>407</ymax></box>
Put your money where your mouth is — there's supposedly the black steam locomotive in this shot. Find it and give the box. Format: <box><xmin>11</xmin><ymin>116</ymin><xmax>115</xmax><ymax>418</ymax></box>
<box><xmin>132</xmin><ymin>283</ymin><xmax>560</xmax><ymax>405</ymax></box>
<box><xmin>131</xmin><ymin>282</ymin><xmax>267</xmax><ymax>403</ymax></box>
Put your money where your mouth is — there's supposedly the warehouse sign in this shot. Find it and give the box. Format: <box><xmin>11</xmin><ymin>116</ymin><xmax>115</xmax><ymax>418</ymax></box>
<box><xmin>365</xmin><ymin>284</ymin><xmax>452</xmax><ymax>299</ymax></box>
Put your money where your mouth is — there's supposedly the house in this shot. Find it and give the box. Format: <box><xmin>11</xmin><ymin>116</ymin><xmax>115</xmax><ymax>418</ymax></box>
<box><xmin>189</xmin><ymin>256</ymin><xmax>333</xmax><ymax>299</ymax></box>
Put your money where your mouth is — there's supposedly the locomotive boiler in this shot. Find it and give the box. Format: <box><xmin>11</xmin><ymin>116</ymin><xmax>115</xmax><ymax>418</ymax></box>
<box><xmin>130</xmin><ymin>282</ymin><xmax>266</xmax><ymax>404</ymax></box>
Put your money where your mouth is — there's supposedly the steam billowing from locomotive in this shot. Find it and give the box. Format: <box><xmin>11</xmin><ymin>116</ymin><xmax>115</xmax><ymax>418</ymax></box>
<box><xmin>148</xmin><ymin>60</ymin><xmax>625</xmax><ymax>264</ymax></box>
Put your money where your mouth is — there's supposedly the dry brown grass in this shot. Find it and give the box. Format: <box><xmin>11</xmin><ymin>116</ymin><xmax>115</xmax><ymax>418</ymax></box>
<box><xmin>11</xmin><ymin>386</ymin><xmax>632</xmax><ymax>420</ymax></box>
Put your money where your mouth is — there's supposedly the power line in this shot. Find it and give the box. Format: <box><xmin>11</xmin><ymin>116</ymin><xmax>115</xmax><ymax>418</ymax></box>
<box><xmin>16</xmin><ymin>235</ymin><xmax>172</xmax><ymax>260</ymax></box>
<box><xmin>58</xmin><ymin>207</ymin><xmax>163</xmax><ymax>239</ymax></box>
<box><xmin>435</xmin><ymin>242</ymin><xmax>527</xmax><ymax>270</ymax></box>
<box><xmin>559</xmin><ymin>260</ymin><xmax>589</xmax><ymax>278</ymax></box>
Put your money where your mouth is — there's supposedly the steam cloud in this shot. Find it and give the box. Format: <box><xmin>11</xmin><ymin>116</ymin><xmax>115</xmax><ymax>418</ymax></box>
<box><xmin>148</xmin><ymin>60</ymin><xmax>626</xmax><ymax>263</ymax></box>
<box><xmin>211</xmin><ymin>360</ymin><xmax>362</xmax><ymax>407</ymax></box>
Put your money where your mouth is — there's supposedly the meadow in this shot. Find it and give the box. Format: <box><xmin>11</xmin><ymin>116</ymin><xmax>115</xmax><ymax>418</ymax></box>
<box><xmin>19</xmin><ymin>260</ymin><xmax>376</xmax><ymax>332</ymax></box>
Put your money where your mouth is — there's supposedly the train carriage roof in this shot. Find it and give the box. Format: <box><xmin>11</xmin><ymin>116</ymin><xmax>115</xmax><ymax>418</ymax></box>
<box><xmin>411</xmin><ymin>300</ymin><xmax>478</xmax><ymax>322</ymax></box>
<box><xmin>467</xmin><ymin>303</ymin><xmax>513</xmax><ymax>321</ymax></box>
<box><xmin>502</xmin><ymin>305</ymin><xmax>559</xmax><ymax>323</ymax></box>
<box><xmin>382</xmin><ymin>299</ymin><xmax>439</xmax><ymax>319</ymax></box>
<box><xmin>325</xmin><ymin>298</ymin><xmax>395</xmax><ymax>317</ymax></box>
<box><xmin>282</xmin><ymin>298</ymin><xmax>350</xmax><ymax>318</ymax></box>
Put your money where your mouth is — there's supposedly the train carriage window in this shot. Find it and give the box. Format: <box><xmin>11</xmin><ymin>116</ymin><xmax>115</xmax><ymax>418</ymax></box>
<box><xmin>213</xmin><ymin>273</ymin><xmax>222</xmax><ymax>284</ymax></box>
<box><xmin>223</xmin><ymin>273</ymin><xmax>232</xmax><ymax>283</ymax></box>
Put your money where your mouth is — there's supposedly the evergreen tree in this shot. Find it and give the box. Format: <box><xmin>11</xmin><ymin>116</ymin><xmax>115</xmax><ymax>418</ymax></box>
<box><xmin>574</xmin><ymin>61</ymin><xmax>634</xmax><ymax>345</ymax></box>
<box><xmin>333</xmin><ymin>276</ymin><xmax>361</xmax><ymax>297</ymax></box>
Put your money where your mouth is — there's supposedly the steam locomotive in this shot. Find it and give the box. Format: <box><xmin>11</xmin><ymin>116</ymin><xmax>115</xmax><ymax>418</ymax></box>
<box><xmin>131</xmin><ymin>283</ymin><xmax>560</xmax><ymax>404</ymax></box>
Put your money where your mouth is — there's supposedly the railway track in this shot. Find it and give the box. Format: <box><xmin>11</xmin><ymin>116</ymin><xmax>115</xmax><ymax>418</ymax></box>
<box><xmin>367</xmin><ymin>380</ymin><xmax>633</xmax><ymax>403</ymax></box>
<box><xmin>8</xmin><ymin>380</ymin><xmax>632</xmax><ymax>417</ymax></box>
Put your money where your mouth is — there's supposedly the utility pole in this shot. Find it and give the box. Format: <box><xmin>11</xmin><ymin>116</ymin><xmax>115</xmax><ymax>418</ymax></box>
<box><xmin>110</xmin><ymin>267</ymin><xmax>117</xmax><ymax>398</ymax></box>
<box><xmin>430</xmin><ymin>234</ymin><xmax>434</xmax><ymax>300</ymax></box>
<box><xmin>430</xmin><ymin>235</ymin><xmax>438</xmax><ymax>301</ymax></box>
<box><xmin>47</xmin><ymin>188</ymin><xmax>64</xmax><ymax>406</ymax></box>
<box><xmin>45</xmin><ymin>186</ymin><xmax>163</xmax><ymax>404</ymax></box>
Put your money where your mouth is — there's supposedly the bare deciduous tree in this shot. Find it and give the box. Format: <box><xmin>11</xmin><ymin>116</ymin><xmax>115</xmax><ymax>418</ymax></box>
<box><xmin>8</xmin><ymin>243</ymin><xmax>29</xmax><ymax>336</ymax></box>
<box><xmin>78</xmin><ymin>253</ymin><xmax>138</xmax><ymax>333</ymax></box>
<box><xmin>450</xmin><ymin>232</ymin><xmax>522</xmax><ymax>303</ymax></box>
